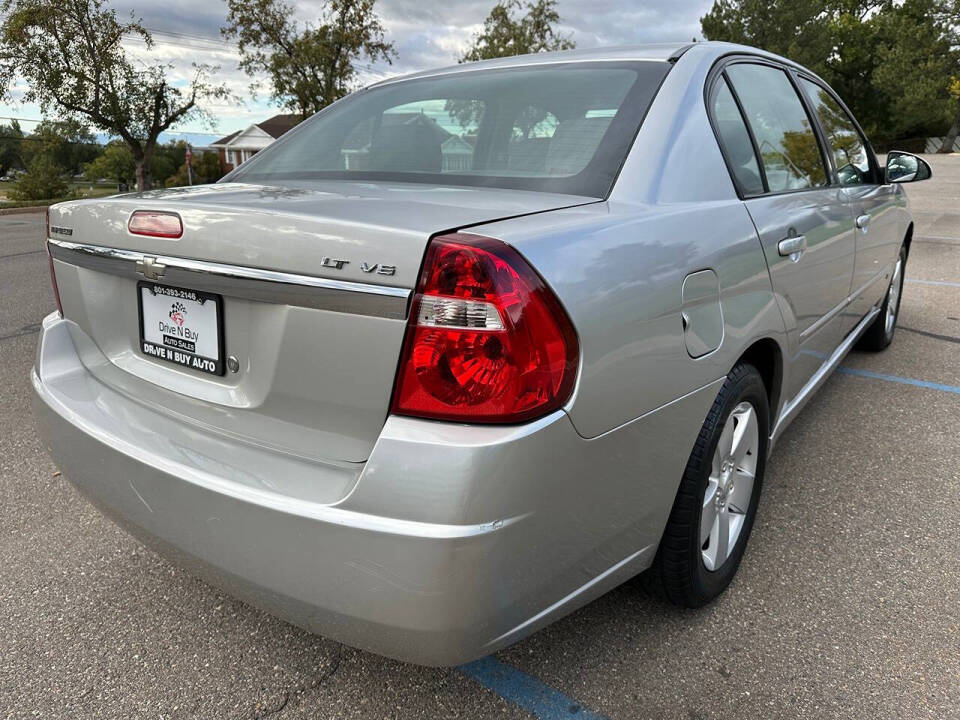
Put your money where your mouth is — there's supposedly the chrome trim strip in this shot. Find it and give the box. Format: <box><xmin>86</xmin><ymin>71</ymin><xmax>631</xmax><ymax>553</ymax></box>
<box><xmin>799</xmin><ymin>297</ymin><xmax>846</xmax><ymax>341</ymax></box>
<box><xmin>848</xmin><ymin>271</ymin><xmax>886</xmax><ymax>305</ymax></box>
<box><xmin>799</xmin><ymin>271</ymin><xmax>885</xmax><ymax>342</ymax></box>
<box><xmin>47</xmin><ymin>238</ymin><xmax>411</xmax><ymax>320</ymax></box>
<box><xmin>771</xmin><ymin>305</ymin><xmax>881</xmax><ymax>447</ymax></box>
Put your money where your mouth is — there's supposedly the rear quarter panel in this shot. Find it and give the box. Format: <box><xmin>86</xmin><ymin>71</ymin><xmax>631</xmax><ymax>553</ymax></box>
<box><xmin>469</xmin><ymin>199</ymin><xmax>787</xmax><ymax>438</ymax></box>
<box><xmin>470</xmin><ymin>44</ymin><xmax>789</xmax><ymax>438</ymax></box>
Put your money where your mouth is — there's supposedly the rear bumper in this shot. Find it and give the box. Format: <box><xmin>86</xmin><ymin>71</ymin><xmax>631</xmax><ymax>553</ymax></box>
<box><xmin>32</xmin><ymin>313</ymin><xmax>720</xmax><ymax>665</ymax></box>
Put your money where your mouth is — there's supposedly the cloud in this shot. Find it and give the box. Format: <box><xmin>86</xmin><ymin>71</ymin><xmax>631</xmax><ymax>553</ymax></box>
<box><xmin>2</xmin><ymin>0</ymin><xmax>712</xmax><ymax>137</ymax></box>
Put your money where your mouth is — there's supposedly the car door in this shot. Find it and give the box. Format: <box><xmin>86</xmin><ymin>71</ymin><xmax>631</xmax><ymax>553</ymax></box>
<box><xmin>717</xmin><ymin>61</ymin><xmax>857</xmax><ymax>403</ymax></box>
<box><xmin>796</xmin><ymin>75</ymin><xmax>902</xmax><ymax>328</ymax></box>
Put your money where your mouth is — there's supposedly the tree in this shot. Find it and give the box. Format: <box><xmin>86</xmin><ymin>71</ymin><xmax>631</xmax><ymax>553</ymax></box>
<box><xmin>460</xmin><ymin>0</ymin><xmax>574</xmax><ymax>63</ymax></box>
<box><xmin>780</xmin><ymin>129</ymin><xmax>827</xmax><ymax>185</ymax></box>
<box><xmin>0</xmin><ymin>119</ymin><xmax>22</xmax><ymax>175</ymax></box>
<box><xmin>222</xmin><ymin>0</ymin><xmax>396</xmax><ymax>118</ymax></box>
<box><xmin>83</xmin><ymin>139</ymin><xmax>186</xmax><ymax>188</ymax></box>
<box><xmin>869</xmin><ymin>0</ymin><xmax>959</xmax><ymax>146</ymax></box>
<box><xmin>944</xmin><ymin>76</ymin><xmax>960</xmax><ymax>152</ymax></box>
<box><xmin>700</xmin><ymin>0</ymin><xmax>960</xmax><ymax>146</ymax></box>
<box><xmin>193</xmin><ymin>151</ymin><xmax>224</xmax><ymax>183</ymax></box>
<box><xmin>448</xmin><ymin>0</ymin><xmax>575</xmax><ymax>131</ymax></box>
<box><xmin>8</xmin><ymin>155</ymin><xmax>68</xmax><ymax>200</ymax></box>
<box><xmin>150</xmin><ymin>140</ymin><xmax>188</xmax><ymax>186</ymax></box>
<box><xmin>20</xmin><ymin>119</ymin><xmax>100</xmax><ymax>176</ymax></box>
<box><xmin>83</xmin><ymin>142</ymin><xmax>136</xmax><ymax>186</ymax></box>
<box><xmin>0</xmin><ymin>0</ymin><xmax>230</xmax><ymax>190</ymax></box>
<box><xmin>933</xmin><ymin>1</ymin><xmax>960</xmax><ymax>152</ymax></box>
<box><xmin>164</xmin><ymin>151</ymin><xmax>223</xmax><ymax>188</ymax></box>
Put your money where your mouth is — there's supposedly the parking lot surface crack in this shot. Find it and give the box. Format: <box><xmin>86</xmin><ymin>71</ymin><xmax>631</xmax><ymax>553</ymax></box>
<box><xmin>0</xmin><ymin>322</ymin><xmax>42</xmax><ymax>342</ymax></box>
<box><xmin>256</xmin><ymin>690</ymin><xmax>290</xmax><ymax>719</ymax></box>
<box><xmin>264</xmin><ymin>645</ymin><xmax>344</xmax><ymax>718</ymax></box>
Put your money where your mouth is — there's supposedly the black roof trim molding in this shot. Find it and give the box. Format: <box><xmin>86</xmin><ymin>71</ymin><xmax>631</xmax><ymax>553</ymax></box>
<box><xmin>668</xmin><ymin>43</ymin><xmax>697</xmax><ymax>62</ymax></box>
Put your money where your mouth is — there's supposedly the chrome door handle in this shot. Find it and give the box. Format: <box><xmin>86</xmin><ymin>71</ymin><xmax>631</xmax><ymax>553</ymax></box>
<box><xmin>778</xmin><ymin>234</ymin><xmax>807</xmax><ymax>261</ymax></box>
<box><xmin>855</xmin><ymin>214</ymin><xmax>870</xmax><ymax>232</ymax></box>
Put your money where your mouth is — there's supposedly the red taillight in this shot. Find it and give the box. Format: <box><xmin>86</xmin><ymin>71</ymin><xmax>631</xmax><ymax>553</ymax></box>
<box><xmin>391</xmin><ymin>233</ymin><xmax>579</xmax><ymax>423</ymax></box>
<box><xmin>46</xmin><ymin>241</ymin><xmax>63</xmax><ymax>316</ymax></box>
<box><xmin>128</xmin><ymin>210</ymin><xmax>183</xmax><ymax>238</ymax></box>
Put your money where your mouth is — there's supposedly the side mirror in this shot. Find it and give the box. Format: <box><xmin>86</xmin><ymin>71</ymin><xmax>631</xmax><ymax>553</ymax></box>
<box><xmin>885</xmin><ymin>151</ymin><xmax>932</xmax><ymax>184</ymax></box>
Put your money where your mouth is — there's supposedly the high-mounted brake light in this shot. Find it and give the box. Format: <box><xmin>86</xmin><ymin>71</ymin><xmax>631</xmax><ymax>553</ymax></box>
<box><xmin>391</xmin><ymin>233</ymin><xmax>579</xmax><ymax>423</ymax></box>
<box><xmin>128</xmin><ymin>210</ymin><xmax>183</xmax><ymax>238</ymax></box>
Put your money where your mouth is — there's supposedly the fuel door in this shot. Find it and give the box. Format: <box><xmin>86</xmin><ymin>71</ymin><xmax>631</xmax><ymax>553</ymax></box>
<box><xmin>681</xmin><ymin>269</ymin><xmax>723</xmax><ymax>358</ymax></box>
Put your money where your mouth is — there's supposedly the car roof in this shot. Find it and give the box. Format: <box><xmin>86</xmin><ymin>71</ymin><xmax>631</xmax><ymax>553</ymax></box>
<box><xmin>367</xmin><ymin>43</ymin><xmax>695</xmax><ymax>88</ymax></box>
<box><xmin>366</xmin><ymin>41</ymin><xmax>813</xmax><ymax>89</ymax></box>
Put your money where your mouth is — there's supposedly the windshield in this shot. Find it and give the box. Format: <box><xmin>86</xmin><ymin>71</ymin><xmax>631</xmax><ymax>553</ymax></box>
<box><xmin>228</xmin><ymin>61</ymin><xmax>670</xmax><ymax>198</ymax></box>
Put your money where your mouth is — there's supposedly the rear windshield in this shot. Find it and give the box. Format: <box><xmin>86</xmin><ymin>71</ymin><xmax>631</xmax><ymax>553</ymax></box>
<box><xmin>228</xmin><ymin>61</ymin><xmax>670</xmax><ymax>198</ymax></box>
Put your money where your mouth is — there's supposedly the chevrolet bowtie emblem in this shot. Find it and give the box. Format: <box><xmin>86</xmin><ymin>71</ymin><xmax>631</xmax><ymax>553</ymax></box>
<box><xmin>136</xmin><ymin>257</ymin><xmax>166</xmax><ymax>281</ymax></box>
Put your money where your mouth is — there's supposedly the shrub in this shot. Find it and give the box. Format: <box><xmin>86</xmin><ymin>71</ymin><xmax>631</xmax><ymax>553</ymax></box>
<box><xmin>8</xmin><ymin>156</ymin><xmax>69</xmax><ymax>201</ymax></box>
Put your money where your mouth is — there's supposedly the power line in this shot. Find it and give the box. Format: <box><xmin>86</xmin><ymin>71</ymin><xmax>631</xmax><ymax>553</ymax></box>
<box><xmin>0</xmin><ymin>15</ymin><xmax>391</xmax><ymax>74</ymax></box>
<box><xmin>0</xmin><ymin>115</ymin><xmax>43</xmax><ymax>124</ymax></box>
<box><xmin>148</xmin><ymin>28</ymin><xmax>238</xmax><ymax>46</ymax></box>
<box><xmin>0</xmin><ymin>116</ymin><xmax>235</xmax><ymax>137</ymax></box>
<box><xmin>123</xmin><ymin>29</ymin><xmax>241</xmax><ymax>53</ymax></box>
<box><xmin>0</xmin><ymin>133</ymin><xmax>102</xmax><ymax>145</ymax></box>
<box><xmin>126</xmin><ymin>26</ymin><xmax>385</xmax><ymax>74</ymax></box>
<box><xmin>1</xmin><ymin>25</ymin><xmax>391</xmax><ymax>128</ymax></box>
<box><xmin>0</xmin><ymin>134</ymin><xmax>225</xmax><ymax>149</ymax></box>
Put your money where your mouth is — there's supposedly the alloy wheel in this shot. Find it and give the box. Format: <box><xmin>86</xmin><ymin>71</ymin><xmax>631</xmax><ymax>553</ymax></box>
<box><xmin>885</xmin><ymin>256</ymin><xmax>903</xmax><ymax>336</ymax></box>
<box><xmin>701</xmin><ymin>401</ymin><xmax>759</xmax><ymax>571</ymax></box>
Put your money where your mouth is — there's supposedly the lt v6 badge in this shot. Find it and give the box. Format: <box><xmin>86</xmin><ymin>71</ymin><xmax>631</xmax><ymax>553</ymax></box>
<box><xmin>360</xmin><ymin>262</ymin><xmax>397</xmax><ymax>276</ymax></box>
<box><xmin>319</xmin><ymin>256</ymin><xmax>396</xmax><ymax>276</ymax></box>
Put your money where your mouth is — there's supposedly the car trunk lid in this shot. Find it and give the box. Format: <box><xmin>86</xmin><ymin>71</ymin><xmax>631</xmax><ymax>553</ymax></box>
<box><xmin>47</xmin><ymin>181</ymin><xmax>594</xmax><ymax>467</ymax></box>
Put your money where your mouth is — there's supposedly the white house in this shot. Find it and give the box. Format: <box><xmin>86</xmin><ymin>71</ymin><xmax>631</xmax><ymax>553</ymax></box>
<box><xmin>210</xmin><ymin>114</ymin><xmax>300</xmax><ymax>174</ymax></box>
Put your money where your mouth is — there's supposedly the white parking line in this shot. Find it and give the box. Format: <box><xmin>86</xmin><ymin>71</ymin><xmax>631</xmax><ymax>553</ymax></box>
<box><xmin>906</xmin><ymin>278</ymin><xmax>960</xmax><ymax>288</ymax></box>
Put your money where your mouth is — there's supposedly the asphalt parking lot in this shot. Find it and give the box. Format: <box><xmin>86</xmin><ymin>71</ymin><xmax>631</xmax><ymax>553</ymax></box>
<box><xmin>2</xmin><ymin>156</ymin><xmax>959</xmax><ymax>720</ymax></box>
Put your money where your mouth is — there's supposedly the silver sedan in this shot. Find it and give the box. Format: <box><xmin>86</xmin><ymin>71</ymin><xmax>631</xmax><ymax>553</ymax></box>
<box><xmin>33</xmin><ymin>41</ymin><xmax>930</xmax><ymax>666</ymax></box>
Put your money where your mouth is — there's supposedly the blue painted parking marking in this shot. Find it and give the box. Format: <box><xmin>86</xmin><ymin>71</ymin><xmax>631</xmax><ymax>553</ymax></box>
<box><xmin>460</xmin><ymin>656</ymin><xmax>608</xmax><ymax>720</ymax></box>
<box><xmin>837</xmin><ymin>367</ymin><xmax>960</xmax><ymax>395</ymax></box>
<box><xmin>905</xmin><ymin>278</ymin><xmax>960</xmax><ymax>288</ymax></box>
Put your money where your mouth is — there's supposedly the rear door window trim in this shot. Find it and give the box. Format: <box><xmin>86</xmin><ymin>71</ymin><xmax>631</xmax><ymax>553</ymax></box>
<box><xmin>709</xmin><ymin>70</ymin><xmax>768</xmax><ymax>196</ymax></box>
<box><xmin>705</xmin><ymin>55</ymin><xmax>838</xmax><ymax>200</ymax></box>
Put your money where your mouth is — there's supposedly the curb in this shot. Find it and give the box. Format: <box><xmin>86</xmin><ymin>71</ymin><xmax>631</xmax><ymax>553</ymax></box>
<box><xmin>0</xmin><ymin>205</ymin><xmax>49</xmax><ymax>216</ymax></box>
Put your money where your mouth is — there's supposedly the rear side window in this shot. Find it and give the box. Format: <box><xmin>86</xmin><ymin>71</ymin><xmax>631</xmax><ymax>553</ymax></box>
<box><xmin>711</xmin><ymin>76</ymin><xmax>764</xmax><ymax>195</ymax></box>
<box><xmin>799</xmin><ymin>78</ymin><xmax>873</xmax><ymax>186</ymax></box>
<box><xmin>725</xmin><ymin>64</ymin><xmax>828</xmax><ymax>192</ymax></box>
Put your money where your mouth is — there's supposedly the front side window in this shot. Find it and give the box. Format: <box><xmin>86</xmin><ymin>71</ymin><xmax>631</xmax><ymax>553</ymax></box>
<box><xmin>710</xmin><ymin>76</ymin><xmax>764</xmax><ymax>195</ymax></box>
<box><xmin>228</xmin><ymin>62</ymin><xmax>671</xmax><ymax>198</ymax></box>
<box><xmin>799</xmin><ymin>78</ymin><xmax>873</xmax><ymax>186</ymax></box>
<box><xmin>725</xmin><ymin>63</ymin><xmax>828</xmax><ymax>192</ymax></box>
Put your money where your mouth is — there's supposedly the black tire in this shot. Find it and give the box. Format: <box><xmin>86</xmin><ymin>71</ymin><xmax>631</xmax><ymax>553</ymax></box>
<box><xmin>857</xmin><ymin>245</ymin><xmax>907</xmax><ymax>352</ymax></box>
<box><xmin>643</xmin><ymin>363</ymin><xmax>769</xmax><ymax>607</ymax></box>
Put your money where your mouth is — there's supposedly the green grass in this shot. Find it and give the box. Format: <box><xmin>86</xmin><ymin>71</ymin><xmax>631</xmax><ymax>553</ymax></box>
<box><xmin>69</xmin><ymin>184</ymin><xmax>120</xmax><ymax>199</ymax></box>
<box><xmin>0</xmin><ymin>198</ymin><xmax>62</xmax><ymax>209</ymax></box>
<box><xmin>0</xmin><ymin>182</ymin><xmax>119</xmax><ymax>208</ymax></box>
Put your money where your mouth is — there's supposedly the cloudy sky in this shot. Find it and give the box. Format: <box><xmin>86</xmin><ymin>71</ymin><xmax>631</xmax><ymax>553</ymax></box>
<box><xmin>1</xmin><ymin>0</ymin><xmax>713</xmax><ymax>145</ymax></box>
